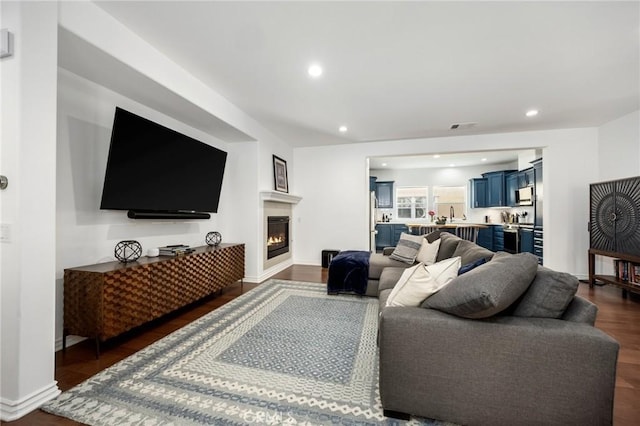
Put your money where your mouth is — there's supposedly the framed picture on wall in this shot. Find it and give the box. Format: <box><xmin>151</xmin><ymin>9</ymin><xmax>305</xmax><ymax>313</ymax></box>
<box><xmin>273</xmin><ymin>155</ymin><xmax>289</xmax><ymax>193</ymax></box>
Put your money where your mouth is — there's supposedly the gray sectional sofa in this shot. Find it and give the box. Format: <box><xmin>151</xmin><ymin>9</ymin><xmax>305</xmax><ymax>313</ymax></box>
<box><xmin>372</xmin><ymin>231</ymin><xmax>620</xmax><ymax>426</ymax></box>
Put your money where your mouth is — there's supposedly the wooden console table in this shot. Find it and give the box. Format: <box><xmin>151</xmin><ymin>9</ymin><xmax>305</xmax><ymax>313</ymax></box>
<box><xmin>63</xmin><ymin>243</ymin><xmax>244</xmax><ymax>355</ymax></box>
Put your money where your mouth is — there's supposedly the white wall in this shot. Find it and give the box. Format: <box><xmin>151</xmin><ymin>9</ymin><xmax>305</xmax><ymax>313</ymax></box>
<box><xmin>594</xmin><ymin>110</ymin><xmax>640</xmax><ymax>274</ymax></box>
<box><xmin>3</xmin><ymin>2</ymin><xmax>294</xmax><ymax>420</ymax></box>
<box><xmin>57</xmin><ymin>1</ymin><xmax>294</xmax><ymax>284</ymax></box>
<box><xmin>55</xmin><ymin>69</ymin><xmax>252</xmax><ymax>347</ymax></box>
<box><xmin>598</xmin><ymin>110</ymin><xmax>640</xmax><ymax>181</ymax></box>
<box><xmin>293</xmin><ymin>128</ymin><xmax>599</xmax><ymax>277</ymax></box>
<box><xmin>0</xmin><ymin>1</ymin><xmax>61</xmax><ymax>420</ymax></box>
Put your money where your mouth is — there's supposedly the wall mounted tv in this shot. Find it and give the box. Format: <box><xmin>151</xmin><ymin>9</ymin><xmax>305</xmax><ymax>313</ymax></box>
<box><xmin>100</xmin><ymin>107</ymin><xmax>227</xmax><ymax>219</ymax></box>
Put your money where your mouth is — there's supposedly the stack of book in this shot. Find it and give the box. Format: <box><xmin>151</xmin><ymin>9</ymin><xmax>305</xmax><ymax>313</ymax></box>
<box><xmin>159</xmin><ymin>245</ymin><xmax>195</xmax><ymax>256</ymax></box>
<box><xmin>613</xmin><ymin>259</ymin><xmax>640</xmax><ymax>286</ymax></box>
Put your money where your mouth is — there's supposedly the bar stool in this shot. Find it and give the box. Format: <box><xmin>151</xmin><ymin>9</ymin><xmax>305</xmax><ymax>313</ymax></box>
<box><xmin>419</xmin><ymin>225</ymin><xmax>440</xmax><ymax>235</ymax></box>
<box><xmin>456</xmin><ymin>226</ymin><xmax>479</xmax><ymax>243</ymax></box>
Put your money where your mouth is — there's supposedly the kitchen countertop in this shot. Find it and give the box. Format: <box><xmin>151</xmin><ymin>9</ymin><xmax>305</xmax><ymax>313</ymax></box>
<box><xmin>376</xmin><ymin>221</ymin><xmax>490</xmax><ymax>227</ymax></box>
<box><xmin>503</xmin><ymin>223</ymin><xmax>535</xmax><ymax>229</ymax></box>
<box><xmin>405</xmin><ymin>223</ymin><xmax>489</xmax><ymax>229</ymax></box>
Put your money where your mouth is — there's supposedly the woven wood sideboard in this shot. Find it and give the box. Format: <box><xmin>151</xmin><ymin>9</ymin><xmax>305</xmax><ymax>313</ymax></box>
<box><xmin>63</xmin><ymin>243</ymin><xmax>245</xmax><ymax>351</ymax></box>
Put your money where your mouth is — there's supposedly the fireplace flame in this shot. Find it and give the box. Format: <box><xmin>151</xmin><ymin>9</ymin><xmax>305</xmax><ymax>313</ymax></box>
<box><xmin>267</xmin><ymin>235</ymin><xmax>285</xmax><ymax>246</ymax></box>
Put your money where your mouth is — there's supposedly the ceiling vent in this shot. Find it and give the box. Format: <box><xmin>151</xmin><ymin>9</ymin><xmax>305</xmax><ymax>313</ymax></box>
<box><xmin>450</xmin><ymin>122</ymin><xmax>478</xmax><ymax>130</ymax></box>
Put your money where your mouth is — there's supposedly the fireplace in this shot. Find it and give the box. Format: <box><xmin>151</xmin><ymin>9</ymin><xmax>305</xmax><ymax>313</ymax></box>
<box><xmin>267</xmin><ymin>216</ymin><xmax>289</xmax><ymax>259</ymax></box>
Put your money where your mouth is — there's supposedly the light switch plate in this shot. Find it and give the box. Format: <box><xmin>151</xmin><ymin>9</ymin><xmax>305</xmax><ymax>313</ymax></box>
<box><xmin>1</xmin><ymin>29</ymin><xmax>13</xmax><ymax>59</ymax></box>
<box><xmin>0</xmin><ymin>223</ymin><xmax>12</xmax><ymax>243</ymax></box>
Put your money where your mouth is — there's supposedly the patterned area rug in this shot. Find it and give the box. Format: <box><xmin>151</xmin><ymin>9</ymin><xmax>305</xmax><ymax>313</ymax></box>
<box><xmin>43</xmin><ymin>280</ymin><xmax>452</xmax><ymax>425</ymax></box>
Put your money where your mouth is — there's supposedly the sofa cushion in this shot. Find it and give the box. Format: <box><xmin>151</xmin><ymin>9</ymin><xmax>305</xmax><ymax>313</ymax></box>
<box><xmin>378</xmin><ymin>267</ymin><xmax>407</xmax><ymax>293</ymax></box>
<box><xmin>416</xmin><ymin>238</ymin><xmax>441</xmax><ymax>265</ymax></box>
<box><xmin>422</xmin><ymin>252</ymin><xmax>538</xmax><ymax>319</ymax></box>
<box><xmin>386</xmin><ymin>257</ymin><xmax>461</xmax><ymax>307</ymax></box>
<box><xmin>512</xmin><ymin>266</ymin><xmax>579</xmax><ymax>318</ymax></box>
<box><xmin>369</xmin><ymin>253</ymin><xmax>413</xmax><ymax>280</ymax></box>
<box><xmin>389</xmin><ymin>233</ymin><xmax>424</xmax><ymax>264</ymax></box>
<box><xmin>435</xmin><ymin>232</ymin><xmax>463</xmax><ymax>262</ymax></box>
<box><xmin>452</xmin><ymin>239</ymin><xmax>494</xmax><ymax>265</ymax></box>
<box><xmin>561</xmin><ymin>296</ymin><xmax>598</xmax><ymax>325</ymax></box>
<box><xmin>378</xmin><ymin>288</ymin><xmax>393</xmax><ymax>308</ymax></box>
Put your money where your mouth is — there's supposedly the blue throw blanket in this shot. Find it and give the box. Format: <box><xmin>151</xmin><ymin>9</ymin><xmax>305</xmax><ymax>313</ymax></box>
<box><xmin>327</xmin><ymin>250</ymin><xmax>370</xmax><ymax>295</ymax></box>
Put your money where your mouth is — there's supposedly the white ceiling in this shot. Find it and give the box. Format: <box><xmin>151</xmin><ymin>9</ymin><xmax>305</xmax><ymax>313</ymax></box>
<box><xmin>91</xmin><ymin>1</ymin><xmax>639</xmax><ymax>149</ymax></box>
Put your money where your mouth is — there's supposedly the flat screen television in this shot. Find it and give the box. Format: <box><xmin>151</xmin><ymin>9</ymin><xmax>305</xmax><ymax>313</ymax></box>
<box><xmin>100</xmin><ymin>107</ymin><xmax>227</xmax><ymax>219</ymax></box>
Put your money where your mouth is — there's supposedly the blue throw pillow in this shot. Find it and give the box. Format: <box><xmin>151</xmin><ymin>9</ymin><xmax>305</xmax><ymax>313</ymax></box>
<box><xmin>458</xmin><ymin>257</ymin><xmax>487</xmax><ymax>275</ymax></box>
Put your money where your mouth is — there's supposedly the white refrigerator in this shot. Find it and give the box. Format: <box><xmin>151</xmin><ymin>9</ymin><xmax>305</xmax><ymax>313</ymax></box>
<box><xmin>370</xmin><ymin>191</ymin><xmax>377</xmax><ymax>252</ymax></box>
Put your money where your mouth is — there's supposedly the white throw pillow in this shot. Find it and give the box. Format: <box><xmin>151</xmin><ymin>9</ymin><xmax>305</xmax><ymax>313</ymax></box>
<box><xmin>416</xmin><ymin>238</ymin><xmax>441</xmax><ymax>265</ymax></box>
<box><xmin>385</xmin><ymin>257</ymin><xmax>462</xmax><ymax>307</ymax></box>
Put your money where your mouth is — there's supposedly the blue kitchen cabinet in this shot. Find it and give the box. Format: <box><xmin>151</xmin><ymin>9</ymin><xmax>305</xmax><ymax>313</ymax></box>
<box><xmin>506</xmin><ymin>172</ymin><xmax>518</xmax><ymax>207</ymax></box>
<box><xmin>375</xmin><ymin>224</ymin><xmax>393</xmax><ymax>250</ymax></box>
<box><xmin>469</xmin><ymin>178</ymin><xmax>488</xmax><ymax>208</ymax></box>
<box><xmin>493</xmin><ymin>225</ymin><xmax>504</xmax><ymax>251</ymax></box>
<box><xmin>532</xmin><ymin>158</ymin><xmax>543</xmax><ymax>227</ymax></box>
<box><xmin>518</xmin><ymin>167</ymin><xmax>534</xmax><ymax>187</ymax></box>
<box><xmin>375</xmin><ymin>223</ymin><xmax>408</xmax><ymax>250</ymax></box>
<box><xmin>392</xmin><ymin>224</ymin><xmax>409</xmax><ymax>246</ymax></box>
<box><xmin>482</xmin><ymin>170</ymin><xmax>516</xmax><ymax>207</ymax></box>
<box><xmin>477</xmin><ymin>225</ymin><xmax>505</xmax><ymax>251</ymax></box>
<box><xmin>376</xmin><ymin>181</ymin><xmax>394</xmax><ymax>208</ymax></box>
<box><xmin>369</xmin><ymin>176</ymin><xmax>377</xmax><ymax>191</ymax></box>
<box><xmin>477</xmin><ymin>227</ymin><xmax>493</xmax><ymax>250</ymax></box>
<box><xmin>519</xmin><ymin>227</ymin><xmax>535</xmax><ymax>254</ymax></box>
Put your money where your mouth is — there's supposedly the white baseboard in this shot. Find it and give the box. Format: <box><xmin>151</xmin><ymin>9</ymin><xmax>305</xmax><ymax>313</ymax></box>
<box><xmin>257</xmin><ymin>259</ymin><xmax>294</xmax><ymax>282</ymax></box>
<box><xmin>242</xmin><ymin>275</ymin><xmax>260</xmax><ymax>284</ymax></box>
<box><xmin>293</xmin><ymin>259</ymin><xmax>322</xmax><ymax>266</ymax></box>
<box><xmin>0</xmin><ymin>381</ymin><xmax>60</xmax><ymax>421</ymax></box>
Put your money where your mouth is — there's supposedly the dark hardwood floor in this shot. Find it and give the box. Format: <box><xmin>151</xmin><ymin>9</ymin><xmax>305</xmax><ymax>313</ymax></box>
<box><xmin>4</xmin><ymin>265</ymin><xmax>638</xmax><ymax>425</ymax></box>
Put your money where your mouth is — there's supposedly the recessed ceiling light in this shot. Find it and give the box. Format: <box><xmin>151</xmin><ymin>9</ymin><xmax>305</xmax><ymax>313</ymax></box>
<box><xmin>338</xmin><ymin>125</ymin><xmax>348</xmax><ymax>133</ymax></box>
<box><xmin>381</xmin><ymin>163</ymin><xmax>388</xmax><ymax>167</ymax></box>
<box><xmin>433</xmin><ymin>154</ymin><xmax>441</xmax><ymax>159</ymax></box>
<box><xmin>526</xmin><ymin>109</ymin><xmax>539</xmax><ymax>117</ymax></box>
<box><xmin>449</xmin><ymin>164</ymin><xmax>456</xmax><ymax>167</ymax></box>
<box><xmin>308</xmin><ymin>63</ymin><xmax>323</xmax><ymax>78</ymax></box>
<box><xmin>481</xmin><ymin>158</ymin><xmax>488</xmax><ymax>162</ymax></box>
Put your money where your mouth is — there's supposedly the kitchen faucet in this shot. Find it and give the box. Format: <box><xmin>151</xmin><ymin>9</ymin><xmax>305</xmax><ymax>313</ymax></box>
<box><xmin>450</xmin><ymin>205</ymin><xmax>455</xmax><ymax>221</ymax></box>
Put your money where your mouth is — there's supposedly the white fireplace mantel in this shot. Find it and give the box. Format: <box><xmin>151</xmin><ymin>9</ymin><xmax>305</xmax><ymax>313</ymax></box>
<box><xmin>260</xmin><ymin>191</ymin><xmax>302</xmax><ymax>204</ymax></box>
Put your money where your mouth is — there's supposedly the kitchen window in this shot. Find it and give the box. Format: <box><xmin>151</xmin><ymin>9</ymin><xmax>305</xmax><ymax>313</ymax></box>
<box><xmin>396</xmin><ymin>187</ymin><xmax>428</xmax><ymax>219</ymax></box>
<box><xmin>433</xmin><ymin>186</ymin><xmax>466</xmax><ymax>219</ymax></box>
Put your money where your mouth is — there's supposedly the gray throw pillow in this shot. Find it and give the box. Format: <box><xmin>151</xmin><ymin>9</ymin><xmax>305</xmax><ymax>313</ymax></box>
<box><xmin>451</xmin><ymin>239</ymin><xmax>494</xmax><ymax>265</ymax></box>
<box><xmin>512</xmin><ymin>266</ymin><xmax>579</xmax><ymax>318</ymax></box>
<box><xmin>424</xmin><ymin>230</ymin><xmax>442</xmax><ymax>243</ymax></box>
<box><xmin>435</xmin><ymin>232</ymin><xmax>463</xmax><ymax>262</ymax></box>
<box><xmin>422</xmin><ymin>251</ymin><xmax>538</xmax><ymax>319</ymax></box>
<box><xmin>389</xmin><ymin>233</ymin><xmax>423</xmax><ymax>264</ymax></box>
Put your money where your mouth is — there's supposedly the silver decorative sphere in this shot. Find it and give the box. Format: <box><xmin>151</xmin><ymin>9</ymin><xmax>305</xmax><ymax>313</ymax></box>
<box><xmin>205</xmin><ymin>231</ymin><xmax>222</xmax><ymax>246</ymax></box>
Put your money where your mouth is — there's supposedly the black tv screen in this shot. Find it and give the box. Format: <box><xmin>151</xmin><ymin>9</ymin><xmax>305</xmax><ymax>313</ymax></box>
<box><xmin>100</xmin><ymin>107</ymin><xmax>227</xmax><ymax>217</ymax></box>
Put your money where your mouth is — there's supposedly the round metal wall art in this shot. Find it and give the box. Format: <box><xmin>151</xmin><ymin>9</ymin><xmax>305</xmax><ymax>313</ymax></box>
<box><xmin>206</xmin><ymin>231</ymin><xmax>222</xmax><ymax>247</ymax></box>
<box><xmin>114</xmin><ymin>240</ymin><xmax>142</xmax><ymax>263</ymax></box>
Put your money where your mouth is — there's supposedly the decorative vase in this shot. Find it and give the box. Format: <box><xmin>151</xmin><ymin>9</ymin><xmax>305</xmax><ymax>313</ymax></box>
<box><xmin>206</xmin><ymin>231</ymin><xmax>222</xmax><ymax>247</ymax></box>
<box><xmin>114</xmin><ymin>240</ymin><xmax>142</xmax><ymax>263</ymax></box>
